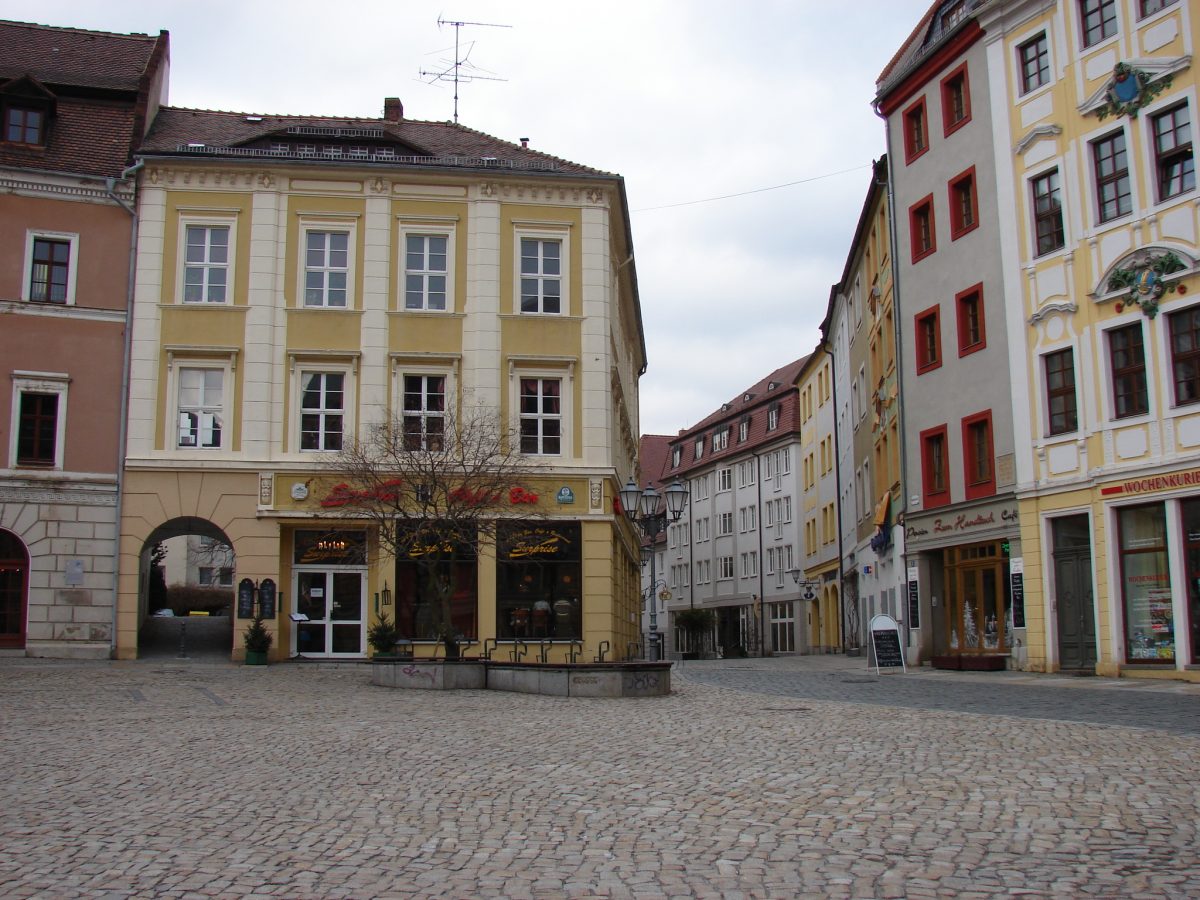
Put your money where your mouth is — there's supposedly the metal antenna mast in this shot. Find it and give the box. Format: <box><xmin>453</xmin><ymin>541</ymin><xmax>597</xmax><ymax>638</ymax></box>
<box><xmin>419</xmin><ymin>16</ymin><xmax>510</xmax><ymax>124</ymax></box>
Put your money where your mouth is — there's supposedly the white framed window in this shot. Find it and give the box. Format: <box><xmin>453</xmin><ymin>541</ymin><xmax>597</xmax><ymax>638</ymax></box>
<box><xmin>300</xmin><ymin>220</ymin><xmax>356</xmax><ymax>308</ymax></box>
<box><xmin>518</xmin><ymin>376</ymin><xmax>562</xmax><ymax>455</ymax></box>
<box><xmin>22</xmin><ymin>231</ymin><xmax>79</xmax><ymax>304</ymax></box>
<box><xmin>9</xmin><ymin>371</ymin><xmax>68</xmax><ymax>469</ymax></box>
<box><xmin>291</xmin><ymin>362</ymin><xmax>355</xmax><ymax>452</ymax></box>
<box><xmin>694</xmin><ymin>438</ymin><xmax>704</xmax><ymax>460</ymax></box>
<box><xmin>741</xmin><ymin>551</ymin><xmax>758</xmax><ymax>578</ymax></box>
<box><xmin>671</xmin><ymin>446</ymin><xmax>682</xmax><ymax>468</ymax></box>
<box><xmin>399</xmin><ymin>220</ymin><xmax>456</xmax><ymax>311</ymax></box>
<box><xmin>509</xmin><ymin>361</ymin><xmax>572</xmax><ymax>458</ymax></box>
<box><xmin>718</xmin><ymin>468</ymin><xmax>732</xmax><ymax>491</ymax></box>
<box><xmin>767</xmin><ymin>404</ymin><xmax>780</xmax><ymax>431</ymax></box>
<box><xmin>176</xmin><ymin>367</ymin><xmax>225</xmax><ymax>449</ymax></box>
<box><xmin>738</xmin><ymin>419</ymin><xmax>750</xmax><ymax>442</ymax></box>
<box><xmin>515</xmin><ymin>224</ymin><xmax>570</xmax><ymax>315</ymax></box>
<box><xmin>713</xmin><ymin>428</ymin><xmax>729</xmax><ymax>451</ymax></box>
<box><xmin>401</xmin><ymin>373</ymin><xmax>447</xmax><ymax>450</ymax></box>
<box><xmin>718</xmin><ymin>556</ymin><xmax>734</xmax><ymax>580</ymax></box>
<box><xmin>692</xmin><ymin>475</ymin><xmax>709</xmax><ymax>500</ymax></box>
<box><xmin>717</xmin><ymin>512</ymin><xmax>733</xmax><ymax>536</ymax></box>
<box><xmin>180</xmin><ymin>218</ymin><xmax>233</xmax><ymax>303</ymax></box>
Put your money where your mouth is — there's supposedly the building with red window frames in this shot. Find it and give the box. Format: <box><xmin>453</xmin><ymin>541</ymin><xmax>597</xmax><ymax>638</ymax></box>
<box><xmin>875</xmin><ymin>0</ymin><xmax>1022</xmax><ymax>670</ymax></box>
<box><xmin>0</xmin><ymin>21</ymin><xmax>168</xmax><ymax>657</ymax></box>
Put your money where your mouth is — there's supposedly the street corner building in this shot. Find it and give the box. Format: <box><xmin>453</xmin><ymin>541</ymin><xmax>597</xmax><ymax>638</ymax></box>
<box><xmin>114</xmin><ymin>98</ymin><xmax>648</xmax><ymax>660</ymax></box>
<box><xmin>0</xmin><ymin>21</ymin><xmax>169</xmax><ymax>658</ymax></box>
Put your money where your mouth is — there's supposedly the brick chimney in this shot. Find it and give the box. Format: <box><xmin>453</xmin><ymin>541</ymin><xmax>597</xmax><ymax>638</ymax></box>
<box><xmin>384</xmin><ymin>97</ymin><xmax>403</xmax><ymax>122</ymax></box>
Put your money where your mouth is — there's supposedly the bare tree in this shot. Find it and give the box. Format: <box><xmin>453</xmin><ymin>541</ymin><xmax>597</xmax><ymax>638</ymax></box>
<box><xmin>324</xmin><ymin>402</ymin><xmax>545</xmax><ymax>656</ymax></box>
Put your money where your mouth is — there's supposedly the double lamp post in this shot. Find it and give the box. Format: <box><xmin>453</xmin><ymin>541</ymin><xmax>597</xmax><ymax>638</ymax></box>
<box><xmin>621</xmin><ymin>477</ymin><xmax>689</xmax><ymax>661</ymax></box>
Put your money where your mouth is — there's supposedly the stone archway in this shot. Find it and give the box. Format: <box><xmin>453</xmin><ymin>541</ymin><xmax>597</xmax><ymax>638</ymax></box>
<box><xmin>136</xmin><ymin>517</ymin><xmax>235</xmax><ymax>660</ymax></box>
<box><xmin>0</xmin><ymin>529</ymin><xmax>29</xmax><ymax>650</ymax></box>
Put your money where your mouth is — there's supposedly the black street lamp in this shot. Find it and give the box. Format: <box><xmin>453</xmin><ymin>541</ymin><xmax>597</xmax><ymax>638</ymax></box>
<box><xmin>621</xmin><ymin>477</ymin><xmax>689</xmax><ymax>661</ymax></box>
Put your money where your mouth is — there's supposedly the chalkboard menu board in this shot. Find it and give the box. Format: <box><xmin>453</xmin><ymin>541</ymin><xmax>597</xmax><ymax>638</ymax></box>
<box><xmin>906</xmin><ymin>565</ymin><xmax>920</xmax><ymax>629</ymax></box>
<box><xmin>237</xmin><ymin>578</ymin><xmax>256</xmax><ymax>619</ymax></box>
<box><xmin>872</xmin><ymin>628</ymin><xmax>904</xmax><ymax>669</ymax></box>
<box><xmin>1009</xmin><ymin>558</ymin><xmax>1025</xmax><ymax>628</ymax></box>
<box><xmin>868</xmin><ymin>614</ymin><xmax>906</xmax><ymax>673</ymax></box>
<box><xmin>258</xmin><ymin>579</ymin><xmax>277</xmax><ymax>619</ymax></box>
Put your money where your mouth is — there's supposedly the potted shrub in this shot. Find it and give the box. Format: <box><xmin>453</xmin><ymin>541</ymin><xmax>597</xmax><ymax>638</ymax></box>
<box><xmin>243</xmin><ymin>614</ymin><xmax>272</xmax><ymax>665</ymax></box>
<box><xmin>368</xmin><ymin>614</ymin><xmax>401</xmax><ymax>658</ymax></box>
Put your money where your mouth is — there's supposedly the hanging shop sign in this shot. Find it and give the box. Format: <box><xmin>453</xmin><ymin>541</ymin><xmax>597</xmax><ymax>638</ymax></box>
<box><xmin>556</xmin><ymin>486</ymin><xmax>575</xmax><ymax>505</ymax></box>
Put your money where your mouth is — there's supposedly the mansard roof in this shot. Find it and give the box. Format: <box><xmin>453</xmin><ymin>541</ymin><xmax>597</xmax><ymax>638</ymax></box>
<box><xmin>139</xmin><ymin>107</ymin><xmax>611</xmax><ymax>178</ymax></box>
<box><xmin>666</xmin><ymin>355</ymin><xmax>811</xmax><ymax>479</ymax></box>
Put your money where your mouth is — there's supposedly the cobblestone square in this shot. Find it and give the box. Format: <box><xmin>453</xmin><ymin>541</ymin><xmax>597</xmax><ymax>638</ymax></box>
<box><xmin>1</xmin><ymin>656</ymin><xmax>1197</xmax><ymax>898</ymax></box>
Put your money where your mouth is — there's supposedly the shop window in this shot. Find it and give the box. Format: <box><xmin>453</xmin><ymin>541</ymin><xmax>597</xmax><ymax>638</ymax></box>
<box><xmin>1169</xmin><ymin>305</ymin><xmax>1200</xmax><ymax>406</ymax></box>
<box><xmin>1044</xmin><ymin>347</ymin><xmax>1079</xmax><ymax>435</ymax></box>
<box><xmin>948</xmin><ymin>168</ymin><xmax>978</xmax><ymax>239</ymax></box>
<box><xmin>961</xmin><ymin>410</ymin><xmax>995</xmax><ymax>500</ymax></box>
<box><xmin>903</xmin><ymin>97</ymin><xmax>928</xmax><ymax>164</ymax></box>
<box><xmin>909</xmin><ymin>195</ymin><xmax>936</xmax><ymax>262</ymax></box>
<box><xmin>393</xmin><ymin>526</ymin><xmax>477</xmax><ymax>643</ymax></box>
<box><xmin>1108</xmin><ymin>323</ymin><xmax>1148</xmax><ymax>418</ymax></box>
<box><xmin>1151</xmin><ymin>102</ymin><xmax>1194</xmax><ymax>202</ymax></box>
<box><xmin>915</xmin><ymin>305</ymin><xmax>941</xmax><ymax>374</ymax></box>
<box><xmin>944</xmin><ymin>543</ymin><xmax>1008</xmax><ymax>653</ymax></box>
<box><xmin>1018</xmin><ymin>32</ymin><xmax>1050</xmax><ymax>95</ymax></box>
<box><xmin>1118</xmin><ymin>504</ymin><xmax>1173</xmax><ymax>663</ymax></box>
<box><xmin>955</xmin><ymin>284</ymin><xmax>985</xmax><ymax>356</ymax></box>
<box><xmin>1182</xmin><ymin>499</ymin><xmax>1200</xmax><ymax>663</ymax></box>
<box><xmin>940</xmin><ymin>64</ymin><xmax>971</xmax><ymax>136</ymax></box>
<box><xmin>496</xmin><ymin>522</ymin><xmax>581</xmax><ymax>642</ymax></box>
<box><xmin>770</xmin><ymin>601</ymin><xmax>795</xmax><ymax>653</ymax></box>
<box><xmin>920</xmin><ymin>425</ymin><xmax>950</xmax><ymax>508</ymax></box>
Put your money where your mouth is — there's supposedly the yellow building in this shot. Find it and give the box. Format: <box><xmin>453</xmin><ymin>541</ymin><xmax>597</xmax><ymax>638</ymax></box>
<box><xmin>117</xmin><ymin>99</ymin><xmax>646</xmax><ymax>661</ymax></box>
<box><xmin>796</xmin><ymin>349</ymin><xmax>841</xmax><ymax>652</ymax></box>
<box><xmin>981</xmin><ymin>0</ymin><xmax>1199</xmax><ymax>679</ymax></box>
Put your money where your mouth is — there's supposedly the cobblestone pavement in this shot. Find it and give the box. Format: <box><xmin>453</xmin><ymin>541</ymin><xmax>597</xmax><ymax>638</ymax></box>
<box><xmin>1</xmin><ymin>657</ymin><xmax>1198</xmax><ymax>899</ymax></box>
<box><xmin>676</xmin><ymin>655</ymin><xmax>1200</xmax><ymax>735</ymax></box>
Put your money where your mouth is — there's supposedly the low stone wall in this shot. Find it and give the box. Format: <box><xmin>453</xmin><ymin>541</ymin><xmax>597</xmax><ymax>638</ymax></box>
<box><xmin>371</xmin><ymin>660</ymin><xmax>671</xmax><ymax>697</ymax></box>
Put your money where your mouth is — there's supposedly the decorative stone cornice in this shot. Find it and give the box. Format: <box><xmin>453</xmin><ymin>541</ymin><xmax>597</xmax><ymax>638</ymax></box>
<box><xmin>146</xmin><ymin>167</ymin><xmax>278</xmax><ymax>188</ymax></box>
<box><xmin>1028</xmin><ymin>301</ymin><xmax>1077</xmax><ymax>325</ymax></box>
<box><xmin>1014</xmin><ymin>124</ymin><xmax>1062</xmax><ymax>156</ymax></box>
<box><xmin>0</xmin><ymin>175</ymin><xmax>133</xmax><ymax>205</ymax></box>
<box><xmin>480</xmin><ymin>182</ymin><xmax>606</xmax><ymax>205</ymax></box>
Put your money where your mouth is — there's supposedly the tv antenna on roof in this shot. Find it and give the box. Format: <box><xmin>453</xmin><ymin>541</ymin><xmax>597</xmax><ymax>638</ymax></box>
<box><xmin>419</xmin><ymin>16</ymin><xmax>510</xmax><ymax>124</ymax></box>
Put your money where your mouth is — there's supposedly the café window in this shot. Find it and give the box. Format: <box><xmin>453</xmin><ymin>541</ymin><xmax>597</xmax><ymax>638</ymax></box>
<box><xmin>394</xmin><ymin>524</ymin><xmax>478</xmax><ymax>642</ymax></box>
<box><xmin>1118</xmin><ymin>504</ymin><xmax>1174</xmax><ymax>663</ymax></box>
<box><xmin>496</xmin><ymin>521</ymin><xmax>582</xmax><ymax>641</ymax></box>
<box><xmin>292</xmin><ymin>530</ymin><xmax>367</xmax><ymax>566</ymax></box>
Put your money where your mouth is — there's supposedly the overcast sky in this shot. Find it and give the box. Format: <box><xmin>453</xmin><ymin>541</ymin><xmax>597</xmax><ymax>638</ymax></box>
<box><xmin>12</xmin><ymin>0</ymin><xmax>930</xmax><ymax>436</ymax></box>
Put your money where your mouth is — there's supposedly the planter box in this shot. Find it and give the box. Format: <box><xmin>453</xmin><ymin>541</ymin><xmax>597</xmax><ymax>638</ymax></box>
<box><xmin>931</xmin><ymin>654</ymin><xmax>962</xmax><ymax>670</ymax></box>
<box><xmin>960</xmin><ymin>655</ymin><xmax>1007</xmax><ymax>671</ymax></box>
<box><xmin>244</xmin><ymin>650</ymin><xmax>269</xmax><ymax>666</ymax></box>
<box><xmin>372</xmin><ymin>659</ymin><xmax>671</xmax><ymax>696</ymax></box>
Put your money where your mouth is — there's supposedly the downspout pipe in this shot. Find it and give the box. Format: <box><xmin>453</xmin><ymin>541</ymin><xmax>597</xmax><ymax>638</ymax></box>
<box><xmin>105</xmin><ymin>158</ymin><xmax>143</xmax><ymax>655</ymax></box>
<box><xmin>753</xmin><ymin>448</ymin><xmax>765</xmax><ymax>656</ymax></box>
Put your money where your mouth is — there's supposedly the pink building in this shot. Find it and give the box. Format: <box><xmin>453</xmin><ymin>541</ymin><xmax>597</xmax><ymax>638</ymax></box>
<box><xmin>0</xmin><ymin>21</ymin><xmax>168</xmax><ymax>656</ymax></box>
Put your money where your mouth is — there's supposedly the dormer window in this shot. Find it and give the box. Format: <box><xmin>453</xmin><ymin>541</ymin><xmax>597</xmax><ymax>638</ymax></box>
<box><xmin>6</xmin><ymin>105</ymin><xmax>43</xmax><ymax>144</ymax></box>
<box><xmin>1</xmin><ymin>76</ymin><xmax>56</xmax><ymax>148</ymax></box>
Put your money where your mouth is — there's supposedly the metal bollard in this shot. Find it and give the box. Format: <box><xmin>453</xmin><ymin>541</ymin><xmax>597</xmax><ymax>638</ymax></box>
<box><xmin>177</xmin><ymin>620</ymin><xmax>188</xmax><ymax>658</ymax></box>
